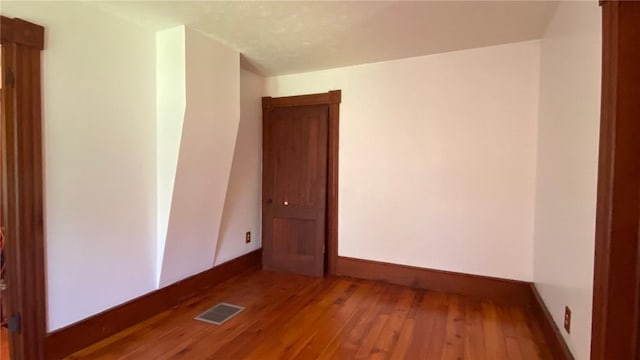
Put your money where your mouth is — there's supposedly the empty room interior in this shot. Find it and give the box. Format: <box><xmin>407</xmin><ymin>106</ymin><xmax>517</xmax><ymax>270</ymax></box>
<box><xmin>1</xmin><ymin>1</ymin><xmax>636</xmax><ymax>359</ymax></box>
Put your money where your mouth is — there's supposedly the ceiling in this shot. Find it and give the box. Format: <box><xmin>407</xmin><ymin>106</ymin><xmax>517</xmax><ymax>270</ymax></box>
<box><xmin>89</xmin><ymin>1</ymin><xmax>559</xmax><ymax>76</ymax></box>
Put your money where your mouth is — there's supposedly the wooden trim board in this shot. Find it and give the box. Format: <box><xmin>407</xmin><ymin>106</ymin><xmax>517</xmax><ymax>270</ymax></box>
<box><xmin>1</xmin><ymin>16</ymin><xmax>47</xmax><ymax>360</ymax></box>
<box><xmin>336</xmin><ymin>256</ymin><xmax>573</xmax><ymax>358</ymax></box>
<box><xmin>336</xmin><ymin>256</ymin><xmax>532</xmax><ymax>306</ymax></box>
<box><xmin>0</xmin><ymin>16</ymin><xmax>45</xmax><ymax>50</ymax></box>
<box><xmin>336</xmin><ymin>256</ymin><xmax>574</xmax><ymax>358</ymax></box>
<box><xmin>46</xmin><ymin>251</ymin><xmax>572</xmax><ymax>359</ymax></box>
<box><xmin>529</xmin><ymin>284</ymin><xmax>574</xmax><ymax>360</ymax></box>
<box><xmin>591</xmin><ymin>2</ymin><xmax>640</xmax><ymax>359</ymax></box>
<box><xmin>45</xmin><ymin>249</ymin><xmax>262</xmax><ymax>359</ymax></box>
<box><xmin>267</xmin><ymin>90</ymin><xmax>341</xmax><ymax>109</ymax></box>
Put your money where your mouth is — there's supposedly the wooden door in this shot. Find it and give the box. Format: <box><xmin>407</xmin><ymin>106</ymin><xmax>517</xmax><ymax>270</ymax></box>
<box><xmin>263</xmin><ymin>104</ymin><xmax>328</xmax><ymax>277</ymax></box>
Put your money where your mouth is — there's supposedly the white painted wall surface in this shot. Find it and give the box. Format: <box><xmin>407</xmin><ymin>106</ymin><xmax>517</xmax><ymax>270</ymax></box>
<box><xmin>156</xmin><ymin>26</ymin><xmax>186</xmax><ymax>283</ymax></box>
<box><xmin>159</xmin><ymin>28</ymin><xmax>240</xmax><ymax>286</ymax></box>
<box><xmin>266</xmin><ymin>41</ymin><xmax>540</xmax><ymax>281</ymax></box>
<box><xmin>0</xmin><ymin>2</ymin><xmax>158</xmax><ymax>330</ymax></box>
<box><xmin>214</xmin><ymin>70</ymin><xmax>265</xmax><ymax>265</ymax></box>
<box><xmin>533</xmin><ymin>3</ymin><xmax>601</xmax><ymax>359</ymax></box>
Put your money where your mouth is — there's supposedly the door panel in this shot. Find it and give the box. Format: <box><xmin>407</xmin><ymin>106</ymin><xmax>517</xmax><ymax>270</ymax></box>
<box><xmin>263</xmin><ymin>105</ymin><xmax>328</xmax><ymax>277</ymax></box>
<box><xmin>272</xmin><ymin>218</ymin><xmax>316</xmax><ymax>257</ymax></box>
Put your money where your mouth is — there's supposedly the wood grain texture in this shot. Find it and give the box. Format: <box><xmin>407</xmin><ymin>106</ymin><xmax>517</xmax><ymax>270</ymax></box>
<box><xmin>0</xmin><ymin>17</ymin><xmax>44</xmax><ymax>49</ymax></box>
<box><xmin>69</xmin><ymin>270</ymin><xmax>552</xmax><ymax>360</ymax></box>
<box><xmin>263</xmin><ymin>105</ymin><xmax>328</xmax><ymax>276</ymax></box>
<box><xmin>1</xmin><ymin>17</ymin><xmax>47</xmax><ymax>359</ymax></box>
<box><xmin>326</xmin><ymin>95</ymin><xmax>340</xmax><ymax>275</ymax></box>
<box><xmin>262</xmin><ymin>91</ymin><xmax>341</xmax><ymax>276</ymax></box>
<box><xmin>1</xmin><ymin>327</ymin><xmax>8</xmax><ymax>359</ymax></box>
<box><xmin>529</xmin><ymin>285</ymin><xmax>573</xmax><ymax>360</ymax></box>
<box><xmin>591</xmin><ymin>2</ymin><xmax>640</xmax><ymax>360</ymax></box>
<box><xmin>45</xmin><ymin>249</ymin><xmax>262</xmax><ymax>360</ymax></box>
<box><xmin>265</xmin><ymin>90</ymin><xmax>341</xmax><ymax>109</ymax></box>
<box><xmin>336</xmin><ymin>256</ymin><xmax>533</xmax><ymax>306</ymax></box>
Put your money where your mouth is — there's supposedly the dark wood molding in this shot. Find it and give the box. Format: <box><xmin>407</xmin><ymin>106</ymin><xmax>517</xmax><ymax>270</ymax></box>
<box><xmin>328</xmin><ymin>89</ymin><xmax>341</xmax><ymax>104</ymax></box>
<box><xmin>45</xmin><ymin>249</ymin><xmax>262</xmax><ymax>359</ymax></box>
<box><xmin>529</xmin><ymin>285</ymin><xmax>574</xmax><ymax>360</ymax></box>
<box><xmin>267</xmin><ymin>90</ymin><xmax>341</xmax><ymax>109</ymax></box>
<box><xmin>0</xmin><ymin>17</ymin><xmax>45</xmax><ymax>49</ymax></box>
<box><xmin>337</xmin><ymin>256</ymin><xmax>574</xmax><ymax>358</ymax></box>
<box><xmin>261</xmin><ymin>96</ymin><xmax>272</xmax><ymax>112</ymax></box>
<box><xmin>335</xmin><ymin>256</ymin><xmax>532</xmax><ymax>306</ymax></box>
<box><xmin>591</xmin><ymin>2</ymin><xmax>640</xmax><ymax>359</ymax></box>
<box><xmin>1</xmin><ymin>16</ymin><xmax>47</xmax><ymax>360</ymax></box>
<box><xmin>262</xmin><ymin>91</ymin><xmax>341</xmax><ymax>276</ymax></box>
<box><xmin>326</xmin><ymin>94</ymin><xmax>340</xmax><ymax>276</ymax></box>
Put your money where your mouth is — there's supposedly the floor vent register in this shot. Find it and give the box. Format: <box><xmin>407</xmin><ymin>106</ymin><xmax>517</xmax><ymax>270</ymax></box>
<box><xmin>194</xmin><ymin>303</ymin><xmax>245</xmax><ymax>325</ymax></box>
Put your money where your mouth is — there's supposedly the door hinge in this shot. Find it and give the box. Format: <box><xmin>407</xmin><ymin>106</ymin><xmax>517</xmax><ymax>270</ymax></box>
<box><xmin>7</xmin><ymin>313</ymin><xmax>21</xmax><ymax>333</ymax></box>
<box><xmin>6</xmin><ymin>69</ymin><xmax>16</xmax><ymax>88</ymax></box>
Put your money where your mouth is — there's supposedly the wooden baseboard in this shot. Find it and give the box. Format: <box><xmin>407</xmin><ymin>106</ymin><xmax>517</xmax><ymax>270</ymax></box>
<box><xmin>336</xmin><ymin>256</ymin><xmax>532</xmax><ymax>306</ymax></box>
<box><xmin>336</xmin><ymin>256</ymin><xmax>573</xmax><ymax>358</ymax></box>
<box><xmin>45</xmin><ymin>251</ymin><xmax>572</xmax><ymax>359</ymax></box>
<box><xmin>45</xmin><ymin>249</ymin><xmax>262</xmax><ymax>359</ymax></box>
<box><xmin>529</xmin><ymin>284</ymin><xmax>574</xmax><ymax>360</ymax></box>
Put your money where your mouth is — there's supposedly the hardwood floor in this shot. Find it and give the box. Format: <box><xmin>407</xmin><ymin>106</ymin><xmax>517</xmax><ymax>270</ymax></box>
<box><xmin>1</xmin><ymin>327</ymin><xmax>8</xmax><ymax>359</ymax></box>
<box><xmin>69</xmin><ymin>270</ymin><xmax>551</xmax><ymax>360</ymax></box>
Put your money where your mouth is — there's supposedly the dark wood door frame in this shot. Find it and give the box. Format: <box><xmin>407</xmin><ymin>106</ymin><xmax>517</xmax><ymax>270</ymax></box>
<box><xmin>590</xmin><ymin>1</ymin><xmax>640</xmax><ymax>359</ymax></box>
<box><xmin>262</xmin><ymin>90</ymin><xmax>341</xmax><ymax>275</ymax></box>
<box><xmin>0</xmin><ymin>16</ymin><xmax>47</xmax><ymax>360</ymax></box>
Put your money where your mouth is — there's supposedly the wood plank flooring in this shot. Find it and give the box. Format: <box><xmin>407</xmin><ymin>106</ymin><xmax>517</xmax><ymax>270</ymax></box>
<box><xmin>70</xmin><ymin>270</ymin><xmax>551</xmax><ymax>360</ymax></box>
<box><xmin>1</xmin><ymin>327</ymin><xmax>8</xmax><ymax>359</ymax></box>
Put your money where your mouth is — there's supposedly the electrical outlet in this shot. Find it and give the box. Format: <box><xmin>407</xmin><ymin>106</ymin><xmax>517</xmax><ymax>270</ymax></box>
<box><xmin>564</xmin><ymin>306</ymin><xmax>571</xmax><ymax>333</ymax></box>
<box><xmin>245</xmin><ymin>231</ymin><xmax>251</xmax><ymax>244</ymax></box>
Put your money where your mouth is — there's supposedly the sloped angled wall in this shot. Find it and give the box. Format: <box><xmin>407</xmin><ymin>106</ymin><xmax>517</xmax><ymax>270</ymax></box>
<box><xmin>214</xmin><ymin>70</ymin><xmax>264</xmax><ymax>265</ymax></box>
<box><xmin>158</xmin><ymin>27</ymin><xmax>240</xmax><ymax>287</ymax></box>
<box><xmin>156</xmin><ymin>26</ymin><xmax>186</xmax><ymax>282</ymax></box>
<box><xmin>1</xmin><ymin>2</ymin><xmax>260</xmax><ymax>329</ymax></box>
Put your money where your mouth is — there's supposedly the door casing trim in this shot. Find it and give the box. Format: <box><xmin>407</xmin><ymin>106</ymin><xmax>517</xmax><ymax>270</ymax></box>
<box><xmin>1</xmin><ymin>16</ymin><xmax>47</xmax><ymax>360</ymax></box>
<box><xmin>591</xmin><ymin>2</ymin><xmax>640</xmax><ymax>359</ymax></box>
<box><xmin>261</xmin><ymin>90</ymin><xmax>341</xmax><ymax>275</ymax></box>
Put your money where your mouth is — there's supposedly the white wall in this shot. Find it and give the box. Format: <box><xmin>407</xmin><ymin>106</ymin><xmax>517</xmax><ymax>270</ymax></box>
<box><xmin>215</xmin><ymin>70</ymin><xmax>265</xmax><ymax>265</ymax></box>
<box><xmin>267</xmin><ymin>41</ymin><xmax>540</xmax><ymax>281</ymax></box>
<box><xmin>533</xmin><ymin>3</ymin><xmax>601</xmax><ymax>359</ymax></box>
<box><xmin>158</xmin><ymin>28</ymin><xmax>240</xmax><ymax>286</ymax></box>
<box><xmin>0</xmin><ymin>2</ymin><xmax>158</xmax><ymax>330</ymax></box>
<box><xmin>156</xmin><ymin>26</ymin><xmax>186</xmax><ymax>282</ymax></box>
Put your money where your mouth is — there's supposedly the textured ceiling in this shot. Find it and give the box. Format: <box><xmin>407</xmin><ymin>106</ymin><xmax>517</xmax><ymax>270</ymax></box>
<box><xmin>89</xmin><ymin>1</ymin><xmax>559</xmax><ymax>76</ymax></box>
